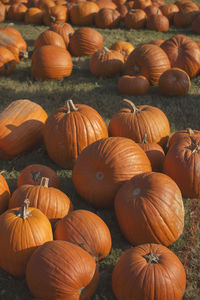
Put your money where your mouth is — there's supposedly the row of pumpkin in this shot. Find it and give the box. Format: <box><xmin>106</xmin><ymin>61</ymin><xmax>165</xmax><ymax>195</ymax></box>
<box><xmin>0</xmin><ymin>98</ymin><xmax>199</xmax><ymax>200</ymax></box>
<box><xmin>0</xmin><ymin>0</ymin><xmax>200</xmax><ymax>33</ymax></box>
<box><xmin>0</xmin><ymin>23</ymin><xmax>198</xmax><ymax>97</ymax></box>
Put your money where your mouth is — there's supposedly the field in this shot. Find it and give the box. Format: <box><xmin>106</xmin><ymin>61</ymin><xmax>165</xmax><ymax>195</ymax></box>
<box><xmin>0</xmin><ymin>0</ymin><xmax>200</xmax><ymax>299</ymax></box>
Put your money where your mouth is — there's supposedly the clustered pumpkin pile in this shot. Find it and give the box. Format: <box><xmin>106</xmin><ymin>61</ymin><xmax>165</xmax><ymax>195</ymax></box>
<box><xmin>0</xmin><ymin>96</ymin><xmax>200</xmax><ymax>299</ymax></box>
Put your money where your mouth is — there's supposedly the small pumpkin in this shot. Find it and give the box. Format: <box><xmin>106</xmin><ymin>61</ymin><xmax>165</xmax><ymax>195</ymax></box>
<box><xmin>43</xmin><ymin>99</ymin><xmax>108</xmax><ymax>169</ymax></box>
<box><xmin>0</xmin><ymin>174</ymin><xmax>10</xmax><ymax>215</ymax></box>
<box><xmin>110</xmin><ymin>41</ymin><xmax>134</xmax><ymax>62</ymax></box>
<box><xmin>9</xmin><ymin>177</ymin><xmax>72</xmax><ymax>226</ymax></box>
<box><xmin>160</xmin><ymin>3</ymin><xmax>179</xmax><ymax>23</ymax></box>
<box><xmin>0</xmin><ymin>99</ymin><xmax>47</xmax><ymax>159</ymax></box>
<box><xmin>124</xmin><ymin>9</ymin><xmax>147</xmax><ymax>29</ymax></box>
<box><xmin>112</xmin><ymin>243</ymin><xmax>186</xmax><ymax>300</ymax></box>
<box><xmin>68</xmin><ymin>27</ymin><xmax>103</xmax><ymax>57</ymax></box>
<box><xmin>43</xmin><ymin>5</ymin><xmax>68</xmax><ymax>26</ymax></box>
<box><xmin>72</xmin><ymin>136</ymin><xmax>152</xmax><ymax>208</ymax></box>
<box><xmin>0</xmin><ymin>199</ymin><xmax>53</xmax><ymax>277</ymax></box>
<box><xmin>95</xmin><ymin>8</ymin><xmax>121</xmax><ymax>29</ymax></box>
<box><xmin>168</xmin><ymin>128</ymin><xmax>200</xmax><ymax>148</ymax></box>
<box><xmin>108</xmin><ymin>99</ymin><xmax>170</xmax><ymax>149</ymax></box>
<box><xmin>7</xmin><ymin>3</ymin><xmax>28</xmax><ymax>21</ymax></box>
<box><xmin>0</xmin><ymin>46</ymin><xmax>16</xmax><ymax>75</ymax></box>
<box><xmin>49</xmin><ymin>23</ymin><xmax>74</xmax><ymax>48</ymax></box>
<box><xmin>54</xmin><ymin>209</ymin><xmax>112</xmax><ymax>261</ymax></box>
<box><xmin>31</xmin><ymin>45</ymin><xmax>73</xmax><ymax>80</ymax></box>
<box><xmin>26</xmin><ymin>240</ymin><xmax>99</xmax><ymax>300</ymax></box>
<box><xmin>133</xmin><ymin>0</ymin><xmax>152</xmax><ymax>10</ymax></box>
<box><xmin>96</xmin><ymin>0</ymin><xmax>117</xmax><ymax>9</ymax></box>
<box><xmin>115</xmin><ymin>172</ymin><xmax>184</xmax><ymax>246</ymax></box>
<box><xmin>89</xmin><ymin>47</ymin><xmax>124</xmax><ymax>78</ymax></box>
<box><xmin>118</xmin><ymin>75</ymin><xmax>150</xmax><ymax>95</ymax></box>
<box><xmin>159</xmin><ymin>67</ymin><xmax>191</xmax><ymax>96</ymax></box>
<box><xmin>34</xmin><ymin>29</ymin><xmax>66</xmax><ymax>51</ymax></box>
<box><xmin>146</xmin><ymin>12</ymin><xmax>169</xmax><ymax>32</ymax></box>
<box><xmin>24</xmin><ymin>7</ymin><xmax>44</xmax><ymax>24</ymax></box>
<box><xmin>17</xmin><ymin>164</ymin><xmax>60</xmax><ymax>188</ymax></box>
<box><xmin>69</xmin><ymin>1</ymin><xmax>99</xmax><ymax>26</ymax></box>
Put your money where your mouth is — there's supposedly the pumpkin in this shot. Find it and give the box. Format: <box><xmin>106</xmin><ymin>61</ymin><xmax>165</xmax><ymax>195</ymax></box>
<box><xmin>54</xmin><ymin>209</ymin><xmax>112</xmax><ymax>261</ymax></box>
<box><xmin>17</xmin><ymin>164</ymin><xmax>60</xmax><ymax>188</ymax></box>
<box><xmin>118</xmin><ymin>75</ymin><xmax>150</xmax><ymax>95</ymax></box>
<box><xmin>138</xmin><ymin>134</ymin><xmax>165</xmax><ymax>171</ymax></box>
<box><xmin>125</xmin><ymin>44</ymin><xmax>171</xmax><ymax>86</ymax></box>
<box><xmin>151</xmin><ymin>0</ymin><xmax>166</xmax><ymax>6</ymax></box>
<box><xmin>7</xmin><ymin>3</ymin><xmax>28</xmax><ymax>21</ymax></box>
<box><xmin>43</xmin><ymin>99</ymin><xmax>108</xmax><ymax>169</ymax></box>
<box><xmin>0</xmin><ymin>2</ymin><xmax>6</xmax><ymax>22</ymax></box>
<box><xmin>72</xmin><ymin>137</ymin><xmax>152</xmax><ymax>208</ymax></box>
<box><xmin>69</xmin><ymin>2</ymin><xmax>99</xmax><ymax>26</ymax></box>
<box><xmin>110</xmin><ymin>41</ymin><xmax>134</xmax><ymax>62</ymax></box>
<box><xmin>159</xmin><ymin>67</ymin><xmax>191</xmax><ymax>96</ymax></box>
<box><xmin>108</xmin><ymin>99</ymin><xmax>170</xmax><ymax>148</ymax></box>
<box><xmin>96</xmin><ymin>0</ymin><xmax>117</xmax><ymax>10</ymax></box>
<box><xmin>26</xmin><ymin>240</ymin><xmax>99</xmax><ymax>300</ymax></box>
<box><xmin>0</xmin><ymin>99</ymin><xmax>47</xmax><ymax>159</ymax></box>
<box><xmin>9</xmin><ymin>177</ymin><xmax>72</xmax><ymax>226</ymax></box>
<box><xmin>146</xmin><ymin>12</ymin><xmax>169</xmax><ymax>32</ymax></box>
<box><xmin>149</xmin><ymin>39</ymin><xmax>164</xmax><ymax>46</ymax></box>
<box><xmin>0</xmin><ymin>28</ymin><xmax>28</xmax><ymax>62</ymax></box>
<box><xmin>168</xmin><ymin>128</ymin><xmax>200</xmax><ymax>148</ymax></box>
<box><xmin>0</xmin><ymin>199</ymin><xmax>53</xmax><ymax>277</ymax></box>
<box><xmin>163</xmin><ymin>132</ymin><xmax>200</xmax><ymax>198</ymax></box>
<box><xmin>95</xmin><ymin>8</ymin><xmax>121</xmax><ymax>29</ymax></box>
<box><xmin>39</xmin><ymin>0</ymin><xmax>55</xmax><ymax>10</ymax></box>
<box><xmin>0</xmin><ymin>46</ymin><xmax>16</xmax><ymax>75</ymax></box>
<box><xmin>133</xmin><ymin>0</ymin><xmax>152</xmax><ymax>10</ymax></box>
<box><xmin>144</xmin><ymin>4</ymin><xmax>163</xmax><ymax>16</ymax></box>
<box><xmin>124</xmin><ymin>9</ymin><xmax>147</xmax><ymax>29</ymax></box>
<box><xmin>175</xmin><ymin>1</ymin><xmax>199</xmax><ymax>10</ymax></box>
<box><xmin>34</xmin><ymin>29</ymin><xmax>66</xmax><ymax>51</ymax></box>
<box><xmin>160</xmin><ymin>3</ymin><xmax>179</xmax><ymax>23</ymax></box>
<box><xmin>161</xmin><ymin>34</ymin><xmax>200</xmax><ymax>78</ymax></box>
<box><xmin>24</xmin><ymin>7</ymin><xmax>44</xmax><ymax>24</ymax></box>
<box><xmin>68</xmin><ymin>27</ymin><xmax>103</xmax><ymax>57</ymax></box>
<box><xmin>112</xmin><ymin>0</ymin><xmax>126</xmax><ymax>6</ymax></box>
<box><xmin>49</xmin><ymin>23</ymin><xmax>74</xmax><ymax>47</ymax></box>
<box><xmin>115</xmin><ymin>172</ymin><xmax>184</xmax><ymax>246</ymax></box>
<box><xmin>89</xmin><ymin>47</ymin><xmax>124</xmax><ymax>78</ymax></box>
<box><xmin>31</xmin><ymin>45</ymin><xmax>73</xmax><ymax>80</ymax></box>
<box><xmin>0</xmin><ymin>174</ymin><xmax>10</xmax><ymax>214</ymax></box>
<box><xmin>192</xmin><ymin>14</ymin><xmax>200</xmax><ymax>34</ymax></box>
<box><xmin>43</xmin><ymin>5</ymin><xmax>68</xmax><ymax>26</ymax></box>
<box><xmin>116</xmin><ymin>4</ymin><xmax>128</xmax><ymax>20</ymax></box>
<box><xmin>112</xmin><ymin>243</ymin><xmax>186</xmax><ymax>300</ymax></box>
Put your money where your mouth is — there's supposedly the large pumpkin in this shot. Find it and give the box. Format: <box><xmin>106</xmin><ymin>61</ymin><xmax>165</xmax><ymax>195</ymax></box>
<box><xmin>0</xmin><ymin>174</ymin><xmax>10</xmax><ymax>214</ymax></box>
<box><xmin>26</xmin><ymin>240</ymin><xmax>99</xmax><ymax>300</ymax></box>
<box><xmin>0</xmin><ymin>99</ymin><xmax>47</xmax><ymax>158</ymax></box>
<box><xmin>125</xmin><ymin>43</ymin><xmax>171</xmax><ymax>85</ymax></box>
<box><xmin>9</xmin><ymin>177</ymin><xmax>72</xmax><ymax>226</ymax></box>
<box><xmin>68</xmin><ymin>27</ymin><xmax>103</xmax><ymax>57</ymax></box>
<box><xmin>161</xmin><ymin>34</ymin><xmax>200</xmax><ymax>78</ymax></box>
<box><xmin>108</xmin><ymin>99</ymin><xmax>170</xmax><ymax>149</ymax></box>
<box><xmin>43</xmin><ymin>99</ymin><xmax>108</xmax><ymax>169</ymax></box>
<box><xmin>112</xmin><ymin>243</ymin><xmax>186</xmax><ymax>300</ymax></box>
<box><xmin>72</xmin><ymin>137</ymin><xmax>152</xmax><ymax>208</ymax></box>
<box><xmin>31</xmin><ymin>45</ymin><xmax>73</xmax><ymax>80</ymax></box>
<box><xmin>0</xmin><ymin>199</ymin><xmax>53</xmax><ymax>277</ymax></box>
<box><xmin>69</xmin><ymin>2</ymin><xmax>99</xmax><ymax>26</ymax></box>
<box><xmin>42</xmin><ymin>5</ymin><xmax>68</xmax><ymax>26</ymax></box>
<box><xmin>115</xmin><ymin>172</ymin><xmax>184</xmax><ymax>246</ymax></box>
<box><xmin>163</xmin><ymin>132</ymin><xmax>200</xmax><ymax>198</ymax></box>
<box><xmin>34</xmin><ymin>29</ymin><xmax>66</xmax><ymax>51</ymax></box>
<box><xmin>54</xmin><ymin>209</ymin><xmax>112</xmax><ymax>261</ymax></box>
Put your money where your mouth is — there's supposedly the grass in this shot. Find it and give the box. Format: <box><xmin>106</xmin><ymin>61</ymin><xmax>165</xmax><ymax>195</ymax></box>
<box><xmin>0</xmin><ymin>1</ymin><xmax>200</xmax><ymax>298</ymax></box>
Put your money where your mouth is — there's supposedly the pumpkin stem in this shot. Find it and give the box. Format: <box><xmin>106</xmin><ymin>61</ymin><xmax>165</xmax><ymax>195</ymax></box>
<box><xmin>103</xmin><ymin>46</ymin><xmax>111</xmax><ymax>52</ymax></box>
<box><xmin>32</xmin><ymin>171</ymin><xmax>42</xmax><ymax>182</ymax></box>
<box><xmin>65</xmin><ymin>100</ymin><xmax>78</xmax><ymax>113</ymax></box>
<box><xmin>17</xmin><ymin>199</ymin><xmax>31</xmax><ymax>220</ymax></box>
<box><xmin>40</xmin><ymin>177</ymin><xmax>49</xmax><ymax>187</ymax></box>
<box><xmin>142</xmin><ymin>133</ymin><xmax>148</xmax><ymax>144</ymax></box>
<box><xmin>121</xmin><ymin>99</ymin><xmax>140</xmax><ymax>113</ymax></box>
<box><xmin>143</xmin><ymin>252</ymin><xmax>160</xmax><ymax>264</ymax></box>
<box><xmin>186</xmin><ymin>128</ymin><xmax>194</xmax><ymax>135</ymax></box>
<box><xmin>50</xmin><ymin>16</ymin><xmax>56</xmax><ymax>23</ymax></box>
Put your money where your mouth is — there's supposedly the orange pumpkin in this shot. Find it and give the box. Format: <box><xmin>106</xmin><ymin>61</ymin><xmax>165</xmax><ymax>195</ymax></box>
<box><xmin>192</xmin><ymin>14</ymin><xmax>200</xmax><ymax>34</ymax></box>
<box><xmin>26</xmin><ymin>240</ymin><xmax>99</xmax><ymax>300</ymax></box>
<box><xmin>0</xmin><ymin>2</ymin><xmax>6</xmax><ymax>22</ymax></box>
<box><xmin>112</xmin><ymin>243</ymin><xmax>186</xmax><ymax>300</ymax></box>
<box><xmin>49</xmin><ymin>23</ymin><xmax>74</xmax><ymax>47</ymax></box>
<box><xmin>0</xmin><ymin>174</ymin><xmax>10</xmax><ymax>214</ymax></box>
<box><xmin>31</xmin><ymin>45</ymin><xmax>73</xmax><ymax>80</ymax></box>
<box><xmin>118</xmin><ymin>75</ymin><xmax>150</xmax><ymax>95</ymax></box>
<box><xmin>108</xmin><ymin>99</ymin><xmax>170</xmax><ymax>148</ymax></box>
<box><xmin>124</xmin><ymin>9</ymin><xmax>147</xmax><ymax>29</ymax></box>
<box><xmin>17</xmin><ymin>164</ymin><xmax>60</xmax><ymax>188</ymax></box>
<box><xmin>43</xmin><ymin>99</ymin><xmax>108</xmax><ymax>169</ymax></box>
<box><xmin>133</xmin><ymin>0</ymin><xmax>152</xmax><ymax>9</ymax></box>
<box><xmin>72</xmin><ymin>136</ymin><xmax>152</xmax><ymax>208</ymax></box>
<box><xmin>70</xmin><ymin>2</ymin><xmax>99</xmax><ymax>26</ymax></box>
<box><xmin>95</xmin><ymin>8</ymin><xmax>121</xmax><ymax>28</ymax></box>
<box><xmin>146</xmin><ymin>12</ymin><xmax>169</xmax><ymax>32</ymax></box>
<box><xmin>0</xmin><ymin>199</ymin><xmax>53</xmax><ymax>277</ymax></box>
<box><xmin>43</xmin><ymin>5</ymin><xmax>68</xmax><ymax>26</ymax></box>
<box><xmin>24</xmin><ymin>7</ymin><xmax>44</xmax><ymax>24</ymax></box>
<box><xmin>7</xmin><ymin>3</ymin><xmax>28</xmax><ymax>21</ymax></box>
<box><xmin>55</xmin><ymin>209</ymin><xmax>112</xmax><ymax>261</ymax></box>
<box><xmin>168</xmin><ymin>128</ymin><xmax>200</xmax><ymax>148</ymax></box>
<box><xmin>9</xmin><ymin>177</ymin><xmax>72</xmax><ymax>226</ymax></box>
<box><xmin>110</xmin><ymin>41</ymin><xmax>134</xmax><ymax>62</ymax></box>
<box><xmin>125</xmin><ymin>43</ymin><xmax>171</xmax><ymax>86</ymax></box>
<box><xmin>34</xmin><ymin>29</ymin><xmax>66</xmax><ymax>51</ymax></box>
<box><xmin>115</xmin><ymin>172</ymin><xmax>184</xmax><ymax>246</ymax></box>
<box><xmin>0</xmin><ymin>99</ymin><xmax>47</xmax><ymax>159</ymax></box>
<box><xmin>160</xmin><ymin>3</ymin><xmax>179</xmax><ymax>23</ymax></box>
<box><xmin>0</xmin><ymin>46</ymin><xmax>16</xmax><ymax>75</ymax></box>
